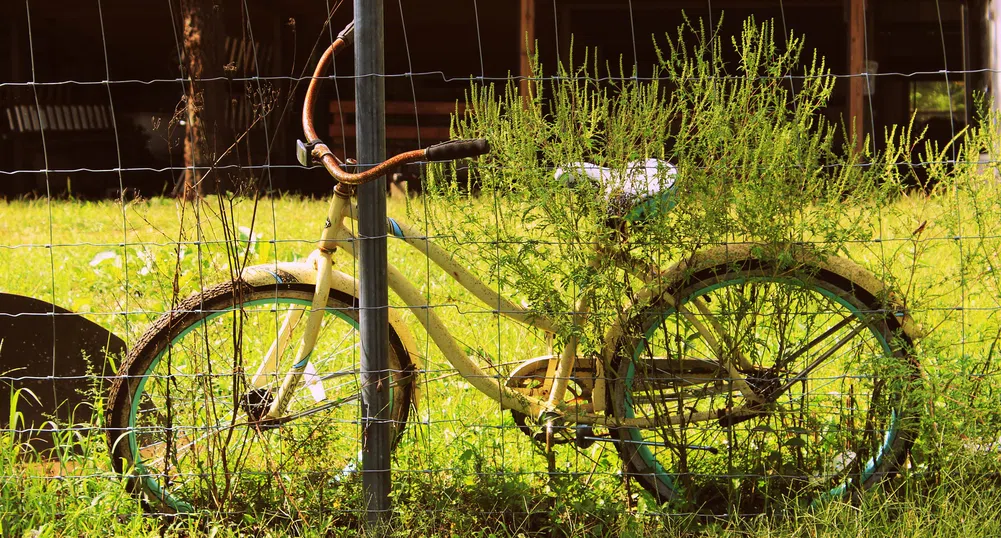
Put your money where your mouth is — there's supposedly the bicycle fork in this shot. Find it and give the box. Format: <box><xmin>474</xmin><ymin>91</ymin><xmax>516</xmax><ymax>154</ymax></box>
<box><xmin>256</xmin><ymin>250</ymin><xmax>334</xmax><ymax>421</ymax></box>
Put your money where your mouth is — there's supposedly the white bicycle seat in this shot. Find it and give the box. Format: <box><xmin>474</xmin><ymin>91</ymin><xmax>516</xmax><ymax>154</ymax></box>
<box><xmin>554</xmin><ymin>158</ymin><xmax>678</xmax><ymax>221</ymax></box>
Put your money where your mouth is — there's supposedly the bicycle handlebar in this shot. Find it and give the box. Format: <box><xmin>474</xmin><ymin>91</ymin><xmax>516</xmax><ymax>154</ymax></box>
<box><xmin>301</xmin><ymin>21</ymin><xmax>489</xmax><ymax>187</ymax></box>
<box><xmin>425</xmin><ymin>139</ymin><xmax>491</xmax><ymax>162</ymax></box>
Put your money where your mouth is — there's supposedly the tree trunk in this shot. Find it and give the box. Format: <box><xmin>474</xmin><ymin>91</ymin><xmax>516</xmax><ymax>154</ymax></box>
<box><xmin>177</xmin><ymin>0</ymin><xmax>228</xmax><ymax>198</ymax></box>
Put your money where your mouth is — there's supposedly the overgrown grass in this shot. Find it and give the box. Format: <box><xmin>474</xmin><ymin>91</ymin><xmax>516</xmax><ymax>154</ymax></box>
<box><xmin>2</xmin><ymin>186</ymin><xmax>1001</xmax><ymax>537</ymax></box>
<box><xmin>5</xmin><ymin>16</ymin><xmax>1001</xmax><ymax>537</ymax></box>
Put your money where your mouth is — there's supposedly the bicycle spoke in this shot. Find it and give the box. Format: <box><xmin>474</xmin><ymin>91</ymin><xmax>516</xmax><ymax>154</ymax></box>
<box><xmin>774</xmin><ymin>319</ymin><xmax>870</xmax><ymax>398</ymax></box>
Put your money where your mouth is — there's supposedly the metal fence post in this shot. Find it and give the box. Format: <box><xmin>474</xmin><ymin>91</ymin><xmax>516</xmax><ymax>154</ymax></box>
<box><xmin>354</xmin><ymin>0</ymin><xmax>391</xmax><ymax>532</ymax></box>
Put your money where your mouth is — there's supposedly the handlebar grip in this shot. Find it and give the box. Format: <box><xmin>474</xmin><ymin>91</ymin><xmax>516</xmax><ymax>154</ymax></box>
<box><xmin>425</xmin><ymin>139</ymin><xmax>490</xmax><ymax>162</ymax></box>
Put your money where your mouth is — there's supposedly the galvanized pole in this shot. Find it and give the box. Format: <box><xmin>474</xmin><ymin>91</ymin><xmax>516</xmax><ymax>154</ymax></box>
<box><xmin>354</xmin><ymin>0</ymin><xmax>391</xmax><ymax>532</ymax></box>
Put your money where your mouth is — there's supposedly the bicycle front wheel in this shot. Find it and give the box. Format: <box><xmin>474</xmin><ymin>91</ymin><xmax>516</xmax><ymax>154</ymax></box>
<box><xmin>107</xmin><ymin>281</ymin><xmax>415</xmax><ymax>516</ymax></box>
<box><xmin>610</xmin><ymin>247</ymin><xmax>920</xmax><ymax>516</ymax></box>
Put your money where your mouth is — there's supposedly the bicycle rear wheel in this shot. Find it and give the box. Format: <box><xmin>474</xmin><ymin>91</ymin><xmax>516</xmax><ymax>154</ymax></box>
<box><xmin>107</xmin><ymin>281</ymin><xmax>414</xmax><ymax>516</ymax></box>
<box><xmin>610</xmin><ymin>248</ymin><xmax>920</xmax><ymax>516</ymax></box>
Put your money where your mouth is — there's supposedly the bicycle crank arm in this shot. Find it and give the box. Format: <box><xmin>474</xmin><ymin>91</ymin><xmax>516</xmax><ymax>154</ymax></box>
<box><xmin>716</xmin><ymin>405</ymin><xmax>765</xmax><ymax>428</ymax></box>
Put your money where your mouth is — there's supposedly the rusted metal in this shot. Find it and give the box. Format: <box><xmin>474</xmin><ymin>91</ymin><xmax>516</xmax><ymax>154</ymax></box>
<box><xmin>333</xmin><ymin>182</ymin><xmax>355</xmax><ymax>198</ymax></box>
<box><xmin>302</xmin><ymin>36</ymin><xmax>427</xmax><ymax>186</ymax></box>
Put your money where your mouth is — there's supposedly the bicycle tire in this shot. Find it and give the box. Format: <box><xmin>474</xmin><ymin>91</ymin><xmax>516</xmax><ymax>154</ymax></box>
<box><xmin>609</xmin><ymin>246</ymin><xmax>920</xmax><ymax>516</ymax></box>
<box><xmin>107</xmin><ymin>280</ymin><xmax>415</xmax><ymax>516</ymax></box>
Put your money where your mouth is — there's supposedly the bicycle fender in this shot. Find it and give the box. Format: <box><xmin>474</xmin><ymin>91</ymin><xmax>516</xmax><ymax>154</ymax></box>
<box><xmin>599</xmin><ymin>243</ymin><xmax>922</xmax><ymax>377</ymax></box>
<box><xmin>661</xmin><ymin>244</ymin><xmax>921</xmax><ymax>339</ymax></box>
<box><xmin>240</xmin><ymin>262</ymin><xmax>424</xmax><ymax>375</ymax></box>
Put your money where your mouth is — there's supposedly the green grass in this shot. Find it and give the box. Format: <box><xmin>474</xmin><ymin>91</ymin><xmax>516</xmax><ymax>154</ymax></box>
<box><xmin>0</xmin><ymin>195</ymin><xmax>607</xmax><ymax>536</ymax></box>
<box><xmin>1</xmin><ymin>187</ymin><xmax>1000</xmax><ymax>536</ymax></box>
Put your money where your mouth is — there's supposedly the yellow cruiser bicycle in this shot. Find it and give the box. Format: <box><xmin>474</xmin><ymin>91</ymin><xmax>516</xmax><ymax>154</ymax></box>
<box><xmin>108</xmin><ymin>21</ymin><xmax>921</xmax><ymax>517</ymax></box>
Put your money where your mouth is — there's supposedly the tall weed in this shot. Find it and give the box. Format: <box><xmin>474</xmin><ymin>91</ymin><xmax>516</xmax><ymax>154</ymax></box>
<box><xmin>425</xmin><ymin>18</ymin><xmax>907</xmax><ymax>350</ymax></box>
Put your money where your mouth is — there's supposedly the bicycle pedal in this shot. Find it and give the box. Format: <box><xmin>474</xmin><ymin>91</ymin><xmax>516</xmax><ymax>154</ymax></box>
<box><xmin>532</xmin><ymin>411</ymin><xmax>568</xmax><ymax>445</ymax></box>
<box><xmin>533</xmin><ymin>428</ymin><xmax>566</xmax><ymax>444</ymax></box>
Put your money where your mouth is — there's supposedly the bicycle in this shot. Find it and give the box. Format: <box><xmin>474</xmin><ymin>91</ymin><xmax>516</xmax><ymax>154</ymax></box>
<box><xmin>107</xmin><ymin>21</ymin><xmax>922</xmax><ymax>517</ymax></box>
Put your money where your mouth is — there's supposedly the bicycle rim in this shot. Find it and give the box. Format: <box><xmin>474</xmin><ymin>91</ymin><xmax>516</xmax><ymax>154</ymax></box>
<box><xmin>123</xmin><ymin>289</ymin><xmax>406</xmax><ymax>516</ymax></box>
<box><xmin>615</xmin><ymin>269</ymin><xmax>917</xmax><ymax>515</ymax></box>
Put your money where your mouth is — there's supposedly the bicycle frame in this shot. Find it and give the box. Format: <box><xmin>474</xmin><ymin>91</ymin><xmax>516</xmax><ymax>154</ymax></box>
<box><xmin>242</xmin><ymin>190</ymin><xmax>765</xmax><ymax>429</ymax></box>
<box><xmin>243</xmin><ymin>18</ymin><xmax>766</xmax><ymax>431</ymax></box>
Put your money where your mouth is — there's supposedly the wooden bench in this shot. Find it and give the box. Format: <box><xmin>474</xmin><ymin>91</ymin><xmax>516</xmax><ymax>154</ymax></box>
<box><xmin>328</xmin><ymin>100</ymin><xmax>465</xmax><ymax>145</ymax></box>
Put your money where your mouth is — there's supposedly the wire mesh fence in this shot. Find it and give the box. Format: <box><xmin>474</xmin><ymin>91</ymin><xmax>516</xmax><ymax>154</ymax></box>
<box><xmin>3</xmin><ymin>0</ymin><xmax>1001</xmax><ymax>535</ymax></box>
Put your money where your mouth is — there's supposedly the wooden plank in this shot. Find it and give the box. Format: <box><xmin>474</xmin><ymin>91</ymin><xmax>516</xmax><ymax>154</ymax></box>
<box><xmin>330</xmin><ymin>100</ymin><xmax>465</xmax><ymax>116</ymax></box>
<box><xmin>81</xmin><ymin>105</ymin><xmax>94</xmax><ymax>130</ymax></box>
<box><xmin>87</xmin><ymin>105</ymin><xmax>100</xmax><ymax>129</ymax></box>
<box><xmin>849</xmin><ymin>0</ymin><xmax>866</xmax><ymax>154</ymax></box>
<box><xmin>53</xmin><ymin>106</ymin><xmax>66</xmax><ymax>131</ymax></box>
<box><xmin>569</xmin><ymin>0</ymin><xmax>839</xmax><ymax>8</ymax></box>
<box><xmin>520</xmin><ymin>0</ymin><xmax>536</xmax><ymax>99</ymax></box>
<box><xmin>17</xmin><ymin>106</ymin><xmax>32</xmax><ymax>132</ymax></box>
<box><xmin>329</xmin><ymin>124</ymin><xmax>453</xmax><ymax>141</ymax></box>
<box><xmin>28</xmin><ymin>106</ymin><xmax>40</xmax><ymax>131</ymax></box>
<box><xmin>71</xmin><ymin>106</ymin><xmax>83</xmax><ymax>131</ymax></box>
<box><xmin>61</xmin><ymin>106</ymin><xmax>73</xmax><ymax>131</ymax></box>
<box><xmin>13</xmin><ymin>106</ymin><xmax>25</xmax><ymax>132</ymax></box>
<box><xmin>38</xmin><ymin>106</ymin><xmax>50</xmax><ymax>131</ymax></box>
<box><xmin>98</xmin><ymin>106</ymin><xmax>111</xmax><ymax>129</ymax></box>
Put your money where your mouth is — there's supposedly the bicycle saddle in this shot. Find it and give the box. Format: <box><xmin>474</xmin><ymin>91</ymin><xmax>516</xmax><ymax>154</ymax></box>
<box><xmin>554</xmin><ymin>158</ymin><xmax>678</xmax><ymax>223</ymax></box>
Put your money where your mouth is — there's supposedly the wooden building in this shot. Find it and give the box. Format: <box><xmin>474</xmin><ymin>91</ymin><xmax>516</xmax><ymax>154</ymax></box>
<box><xmin>0</xmin><ymin>0</ymin><xmax>992</xmax><ymax>197</ymax></box>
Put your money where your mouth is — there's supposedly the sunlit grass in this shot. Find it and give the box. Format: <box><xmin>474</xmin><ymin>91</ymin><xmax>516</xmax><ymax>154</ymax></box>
<box><xmin>1</xmin><ymin>184</ymin><xmax>1000</xmax><ymax>536</ymax></box>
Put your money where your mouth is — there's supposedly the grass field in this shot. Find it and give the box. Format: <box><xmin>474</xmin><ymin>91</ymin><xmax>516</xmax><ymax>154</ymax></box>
<box><xmin>2</xmin><ymin>188</ymin><xmax>1001</xmax><ymax>536</ymax></box>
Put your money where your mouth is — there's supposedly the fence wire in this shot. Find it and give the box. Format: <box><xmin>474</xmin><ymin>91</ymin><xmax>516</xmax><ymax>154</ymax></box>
<box><xmin>2</xmin><ymin>0</ymin><xmax>1001</xmax><ymax>535</ymax></box>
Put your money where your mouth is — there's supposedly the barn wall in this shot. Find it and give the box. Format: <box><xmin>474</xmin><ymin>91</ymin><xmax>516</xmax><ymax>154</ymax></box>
<box><xmin>0</xmin><ymin>0</ymin><xmax>981</xmax><ymax>197</ymax></box>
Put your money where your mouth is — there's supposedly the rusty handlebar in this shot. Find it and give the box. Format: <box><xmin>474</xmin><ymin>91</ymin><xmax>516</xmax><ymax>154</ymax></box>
<box><xmin>300</xmin><ymin>21</ymin><xmax>489</xmax><ymax>186</ymax></box>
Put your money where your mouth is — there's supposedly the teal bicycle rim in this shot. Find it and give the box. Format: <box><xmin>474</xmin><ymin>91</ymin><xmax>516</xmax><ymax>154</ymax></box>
<box><xmin>622</xmin><ymin>275</ymin><xmax>901</xmax><ymax>509</ymax></box>
<box><xmin>128</xmin><ymin>296</ymin><xmax>361</xmax><ymax>513</ymax></box>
